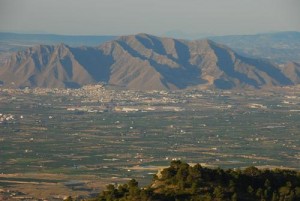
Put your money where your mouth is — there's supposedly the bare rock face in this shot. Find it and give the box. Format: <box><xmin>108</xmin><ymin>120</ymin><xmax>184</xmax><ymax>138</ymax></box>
<box><xmin>0</xmin><ymin>33</ymin><xmax>297</xmax><ymax>90</ymax></box>
<box><xmin>281</xmin><ymin>62</ymin><xmax>300</xmax><ymax>84</ymax></box>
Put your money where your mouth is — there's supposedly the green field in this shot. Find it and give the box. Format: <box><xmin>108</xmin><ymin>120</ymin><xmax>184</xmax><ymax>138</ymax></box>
<box><xmin>0</xmin><ymin>87</ymin><xmax>299</xmax><ymax>199</ymax></box>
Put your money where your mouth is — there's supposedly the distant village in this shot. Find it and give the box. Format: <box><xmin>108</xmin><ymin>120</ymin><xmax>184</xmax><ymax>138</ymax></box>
<box><xmin>1</xmin><ymin>84</ymin><xmax>300</xmax><ymax>115</ymax></box>
<box><xmin>0</xmin><ymin>85</ymin><xmax>300</xmax><ymax>200</ymax></box>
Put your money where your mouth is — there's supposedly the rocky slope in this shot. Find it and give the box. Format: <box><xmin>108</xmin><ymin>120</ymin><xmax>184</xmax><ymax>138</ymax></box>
<box><xmin>0</xmin><ymin>33</ymin><xmax>298</xmax><ymax>90</ymax></box>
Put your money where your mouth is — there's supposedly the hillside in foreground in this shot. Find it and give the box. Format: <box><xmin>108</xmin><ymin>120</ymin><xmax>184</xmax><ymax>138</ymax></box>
<box><xmin>87</xmin><ymin>161</ymin><xmax>300</xmax><ymax>201</ymax></box>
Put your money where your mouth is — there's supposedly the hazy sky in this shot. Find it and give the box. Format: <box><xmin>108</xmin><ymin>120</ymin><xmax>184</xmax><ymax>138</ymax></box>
<box><xmin>0</xmin><ymin>0</ymin><xmax>299</xmax><ymax>36</ymax></box>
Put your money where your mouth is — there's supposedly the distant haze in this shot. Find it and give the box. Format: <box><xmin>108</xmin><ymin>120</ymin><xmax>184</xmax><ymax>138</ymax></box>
<box><xmin>0</xmin><ymin>0</ymin><xmax>299</xmax><ymax>36</ymax></box>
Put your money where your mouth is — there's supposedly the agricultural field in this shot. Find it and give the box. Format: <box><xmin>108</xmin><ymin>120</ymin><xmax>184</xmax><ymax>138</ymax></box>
<box><xmin>0</xmin><ymin>86</ymin><xmax>299</xmax><ymax>200</ymax></box>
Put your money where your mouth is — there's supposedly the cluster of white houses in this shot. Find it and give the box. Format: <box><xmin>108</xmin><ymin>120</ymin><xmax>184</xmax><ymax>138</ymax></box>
<box><xmin>0</xmin><ymin>113</ymin><xmax>14</xmax><ymax>123</ymax></box>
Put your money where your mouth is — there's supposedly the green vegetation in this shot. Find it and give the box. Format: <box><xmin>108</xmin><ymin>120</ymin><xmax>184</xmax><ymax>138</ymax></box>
<box><xmin>91</xmin><ymin>161</ymin><xmax>300</xmax><ymax>201</ymax></box>
<box><xmin>1</xmin><ymin>88</ymin><xmax>299</xmax><ymax>199</ymax></box>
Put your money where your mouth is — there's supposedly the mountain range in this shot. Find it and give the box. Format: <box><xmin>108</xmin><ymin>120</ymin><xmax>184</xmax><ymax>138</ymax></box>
<box><xmin>0</xmin><ymin>32</ymin><xmax>115</xmax><ymax>48</ymax></box>
<box><xmin>210</xmin><ymin>31</ymin><xmax>300</xmax><ymax>64</ymax></box>
<box><xmin>0</xmin><ymin>33</ymin><xmax>299</xmax><ymax>90</ymax></box>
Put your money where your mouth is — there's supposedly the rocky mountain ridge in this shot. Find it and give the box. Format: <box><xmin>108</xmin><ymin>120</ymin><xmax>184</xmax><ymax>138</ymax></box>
<box><xmin>0</xmin><ymin>33</ymin><xmax>298</xmax><ymax>90</ymax></box>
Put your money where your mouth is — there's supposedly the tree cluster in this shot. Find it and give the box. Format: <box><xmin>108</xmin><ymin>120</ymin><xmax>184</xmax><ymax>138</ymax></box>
<box><xmin>90</xmin><ymin>161</ymin><xmax>300</xmax><ymax>201</ymax></box>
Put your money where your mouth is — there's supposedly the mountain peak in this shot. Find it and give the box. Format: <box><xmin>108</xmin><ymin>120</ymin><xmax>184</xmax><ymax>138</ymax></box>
<box><xmin>57</xmin><ymin>42</ymin><xmax>69</xmax><ymax>48</ymax></box>
<box><xmin>135</xmin><ymin>33</ymin><xmax>155</xmax><ymax>37</ymax></box>
<box><xmin>116</xmin><ymin>33</ymin><xmax>155</xmax><ymax>41</ymax></box>
<box><xmin>0</xmin><ymin>33</ymin><xmax>298</xmax><ymax>90</ymax></box>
